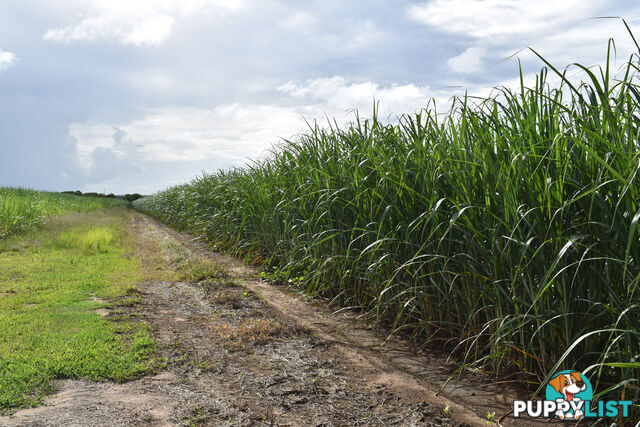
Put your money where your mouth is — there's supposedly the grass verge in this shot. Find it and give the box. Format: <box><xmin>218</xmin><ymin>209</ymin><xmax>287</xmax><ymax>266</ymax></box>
<box><xmin>0</xmin><ymin>207</ymin><xmax>156</xmax><ymax>413</ymax></box>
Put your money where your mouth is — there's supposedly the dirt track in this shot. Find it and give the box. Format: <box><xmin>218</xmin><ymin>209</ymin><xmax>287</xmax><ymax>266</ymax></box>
<box><xmin>0</xmin><ymin>212</ymin><xmax>549</xmax><ymax>426</ymax></box>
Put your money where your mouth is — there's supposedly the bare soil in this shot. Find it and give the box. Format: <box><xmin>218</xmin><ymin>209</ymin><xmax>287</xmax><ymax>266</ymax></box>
<box><xmin>0</xmin><ymin>212</ymin><xmax>556</xmax><ymax>426</ymax></box>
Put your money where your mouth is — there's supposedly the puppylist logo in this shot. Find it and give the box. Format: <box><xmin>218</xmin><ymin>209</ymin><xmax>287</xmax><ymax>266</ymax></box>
<box><xmin>513</xmin><ymin>370</ymin><xmax>633</xmax><ymax>419</ymax></box>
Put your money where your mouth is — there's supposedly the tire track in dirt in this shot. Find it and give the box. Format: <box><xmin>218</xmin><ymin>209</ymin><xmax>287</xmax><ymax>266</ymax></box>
<box><xmin>135</xmin><ymin>213</ymin><xmax>553</xmax><ymax>427</ymax></box>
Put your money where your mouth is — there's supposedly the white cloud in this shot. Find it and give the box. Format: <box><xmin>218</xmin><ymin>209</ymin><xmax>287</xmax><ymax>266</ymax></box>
<box><xmin>123</xmin><ymin>15</ymin><xmax>176</xmax><ymax>46</ymax></box>
<box><xmin>278</xmin><ymin>76</ymin><xmax>435</xmax><ymax>117</ymax></box>
<box><xmin>410</xmin><ymin>0</ymin><xmax>639</xmax><ymax>89</ymax></box>
<box><xmin>447</xmin><ymin>47</ymin><xmax>486</xmax><ymax>74</ymax></box>
<box><xmin>0</xmin><ymin>50</ymin><xmax>16</xmax><ymax>71</ymax></box>
<box><xmin>45</xmin><ymin>14</ymin><xmax>175</xmax><ymax>46</ymax></box>
<box><xmin>68</xmin><ymin>76</ymin><xmax>441</xmax><ymax>182</ymax></box>
<box><xmin>69</xmin><ymin>104</ymin><xmax>306</xmax><ymax>173</ymax></box>
<box><xmin>408</xmin><ymin>0</ymin><xmax>604</xmax><ymax>39</ymax></box>
<box><xmin>44</xmin><ymin>0</ymin><xmax>244</xmax><ymax>46</ymax></box>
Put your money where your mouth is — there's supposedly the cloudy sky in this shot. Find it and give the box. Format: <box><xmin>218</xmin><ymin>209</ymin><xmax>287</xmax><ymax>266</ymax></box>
<box><xmin>0</xmin><ymin>1</ymin><xmax>639</xmax><ymax>194</ymax></box>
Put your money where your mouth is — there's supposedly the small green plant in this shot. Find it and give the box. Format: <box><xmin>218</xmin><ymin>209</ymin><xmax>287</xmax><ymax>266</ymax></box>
<box><xmin>124</xmin><ymin>284</ymin><xmax>139</xmax><ymax>296</ymax></box>
<box><xmin>259</xmin><ymin>267</ymin><xmax>305</xmax><ymax>285</ymax></box>
<box><xmin>442</xmin><ymin>404</ymin><xmax>450</xmax><ymax>416</ymax></box>
<box><xmin>185</xmin><ymin>404</ymin><xmax>209</xmax><ymax>426</ymax></box>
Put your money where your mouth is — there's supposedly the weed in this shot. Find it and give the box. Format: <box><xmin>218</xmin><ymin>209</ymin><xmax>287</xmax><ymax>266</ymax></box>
<box><xmin>178</xmin><ymin>258</ymin><xmax>226</xmax><ymax>283</ymax></box>
<box><xmin>54</xmin><ymin>226</ymin><xmax>116</xmax><ymax>254</ymax></box>
<box><xmin>184</xmin><ymin>404</ymin><xmax>210</xmax><ymax>426</ymax></box>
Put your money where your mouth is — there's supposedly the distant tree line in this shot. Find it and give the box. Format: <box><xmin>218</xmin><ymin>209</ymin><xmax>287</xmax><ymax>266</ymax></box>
<box><xmin>62</xmin><ymin>190</ymin><xmax>144</xmax><ymax>202</ymax></box>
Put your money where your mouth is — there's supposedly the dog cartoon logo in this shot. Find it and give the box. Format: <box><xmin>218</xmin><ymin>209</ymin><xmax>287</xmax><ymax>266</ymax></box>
<box><xmin>515</xmin><ymin>369</ymin><xmax>631</xmax><ymax>419</ymax></box>
<box><xmin>545</xmin><ymin>370</ymin><xmax>593</xmax><ymax>419</ymax></box>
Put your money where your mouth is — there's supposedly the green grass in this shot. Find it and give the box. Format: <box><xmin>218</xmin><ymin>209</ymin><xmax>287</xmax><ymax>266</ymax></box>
<box><xmin>0</xmin><ymin>187</ymin><xmax>129</xmax><ymax>238</ymax></box>
<box><xmin>0</xmin><ymin>208</ymin><xmax>155</xmax><ymax>413</ymax></box>
<box><xmin>134</xmin><ymin>38</ymin><xmax>640</xmax><ymax>415</ymax></box>
<box><xmin>53</xmin><ymin>227</ymin><xmax>116</xmax><ymax>254</ymax></box>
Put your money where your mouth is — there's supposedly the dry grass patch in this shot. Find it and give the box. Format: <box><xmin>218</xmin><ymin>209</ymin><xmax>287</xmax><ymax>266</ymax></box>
<box><xmin>178</xmin><ymin>259</ymin><xmax>226</xmax><ymax>284</ymax></box>
<box><xmin>210</xmin><ymin>289</ymin><xmax>242</xmax><ymax>307</ymax></box>
<box><xmin>213</xmin><ymin>319</ymin><xmax>283</xmax><ymax>351</ymax></box>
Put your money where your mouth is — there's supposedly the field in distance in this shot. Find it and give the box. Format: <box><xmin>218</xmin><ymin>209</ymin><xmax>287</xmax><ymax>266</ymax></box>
<box><xmin>0</xmin><ymin>187</ymin><xmax>128</xmax><ymax>238</ymax></box>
